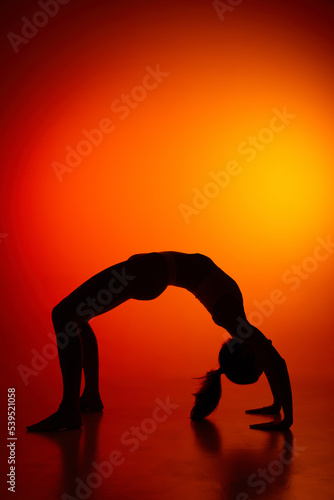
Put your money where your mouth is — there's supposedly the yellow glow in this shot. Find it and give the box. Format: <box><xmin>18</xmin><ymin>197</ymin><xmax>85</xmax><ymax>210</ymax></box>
<box><xmin>216</xmin><ymin>130</ymin><xmax>331</xmax><ymax>253</ymax></box>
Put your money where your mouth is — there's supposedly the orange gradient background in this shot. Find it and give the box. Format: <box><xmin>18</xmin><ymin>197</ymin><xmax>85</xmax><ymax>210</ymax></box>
<box><xmin>1</xmin><ymin>0</ymin><xmax>334</xmax><ymax>413</ymax></box>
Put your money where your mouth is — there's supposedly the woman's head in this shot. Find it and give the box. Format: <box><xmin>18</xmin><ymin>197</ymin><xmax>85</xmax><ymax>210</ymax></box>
<box><xmin>219</xmin><ymin>339</ymin><xmax>264</xmax><ymax>384</ymax></box>
<box><xmin>190</xmin><ymin>338</ymin><xmax>264</xmax><ymax>421</ymax></box>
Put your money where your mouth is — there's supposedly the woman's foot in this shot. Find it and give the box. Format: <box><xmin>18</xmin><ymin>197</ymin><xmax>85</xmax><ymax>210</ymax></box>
<box><xmin>79</xmin><ymin>391</ymin><xmax>104</xmax><ymax>412</ymax></box>
<box><xmin>26</xmin><ymin>405</ymin><xmax>82</xmax><ymax>432</ymax></box>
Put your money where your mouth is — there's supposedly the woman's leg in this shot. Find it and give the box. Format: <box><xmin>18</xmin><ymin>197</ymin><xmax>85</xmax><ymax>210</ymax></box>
<box><xmin>26</xmin><ymin>260</ymin><xmax>134</xmax><ymax>431</ymax></box>
<box><xmin>26</xmin><ymin>306</ymin><xmax>83</xmax><ymax>432</ymax></box>
<box><xmin>79</xmin><ymin>321</ymin><xmax>104</xmax><ymax>411</ymax></box>
<box><xmin>52</xmin><ymin>302</ymin><xmax>83</xmax><ymax>412</ymax></box>
<box><xmin>27</xmin><ymin>254</ymin><xmax>169</xmax><ymax>431</ymax></box>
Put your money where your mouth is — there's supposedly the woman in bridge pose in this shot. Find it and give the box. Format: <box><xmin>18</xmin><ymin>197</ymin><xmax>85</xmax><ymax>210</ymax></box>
<box><xmin>27</xmin><ymin>251</ymin><xmax>293</xmax><ymax>432</ymax></box>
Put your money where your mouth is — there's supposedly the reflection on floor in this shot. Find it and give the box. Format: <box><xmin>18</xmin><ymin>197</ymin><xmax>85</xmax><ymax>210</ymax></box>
<box><xmin>16</xmin><ymin>376</ymin><xmax>334</xmax><ymax>499</ymax></box>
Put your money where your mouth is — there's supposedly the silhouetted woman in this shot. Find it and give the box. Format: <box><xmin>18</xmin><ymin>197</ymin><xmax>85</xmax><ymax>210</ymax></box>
<box><xmin>27</xmin><ymin>252</ymin><xmax>293</xmax><ymax>432</ymax></box>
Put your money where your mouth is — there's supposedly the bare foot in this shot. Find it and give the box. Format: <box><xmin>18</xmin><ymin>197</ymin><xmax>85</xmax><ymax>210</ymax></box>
<box><xmin>80</xmin><ymin>392</ymin><xmax>104</xmax><ymax>412</ymax></box>
<box><xmin>26</xmin><ymin>405</ymin><xmax>82</xmax><ymax>432</ymax></box>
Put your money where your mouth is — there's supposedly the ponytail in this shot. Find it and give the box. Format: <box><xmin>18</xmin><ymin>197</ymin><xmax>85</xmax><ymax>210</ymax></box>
<box><xmin>190</xmin><ymin>368</ymin><xmax>223</xmax><ymax>420</ymax></box>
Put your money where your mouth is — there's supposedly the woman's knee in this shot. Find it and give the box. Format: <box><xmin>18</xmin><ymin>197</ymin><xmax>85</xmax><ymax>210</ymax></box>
<box><xmin>51</xmin><ymin>298</ymin><xmax>78</xmax><ymax>327</ymax></box>
<box><xmin>52</xmin><ymin>301</ymin><xmax>66</xmax><ymax>322</ymax></box>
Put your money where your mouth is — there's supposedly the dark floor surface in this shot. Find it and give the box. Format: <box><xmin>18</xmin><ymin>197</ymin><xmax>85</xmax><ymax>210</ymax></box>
<box><xmin>5</xmin><ymin>375</ymin><xmax>334</xmax><ymax>500</ymax></box>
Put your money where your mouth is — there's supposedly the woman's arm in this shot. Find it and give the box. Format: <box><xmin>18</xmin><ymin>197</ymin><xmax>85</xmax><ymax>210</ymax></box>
<box><xmin>230</xmin><ymin>321</ymin><xmax>293</xmax><ymax>430</ymax></box>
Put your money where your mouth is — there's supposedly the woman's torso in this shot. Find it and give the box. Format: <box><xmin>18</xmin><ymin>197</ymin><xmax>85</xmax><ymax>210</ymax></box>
<box><xmin>161</xmin><ymin>251</ymin><xmax>243</xmax><ymax>314</ymax></box>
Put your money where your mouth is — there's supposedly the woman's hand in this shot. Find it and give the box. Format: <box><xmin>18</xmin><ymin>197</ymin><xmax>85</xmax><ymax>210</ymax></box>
<box><xmin>245</xmin><ymin>403</ymin><xmax>281</xmax><ymax>415</ymax></box>
<box><xmin>249</xmin><ymin>418</ymin><xmax>293</xmax><ymax>431</ymax></box>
